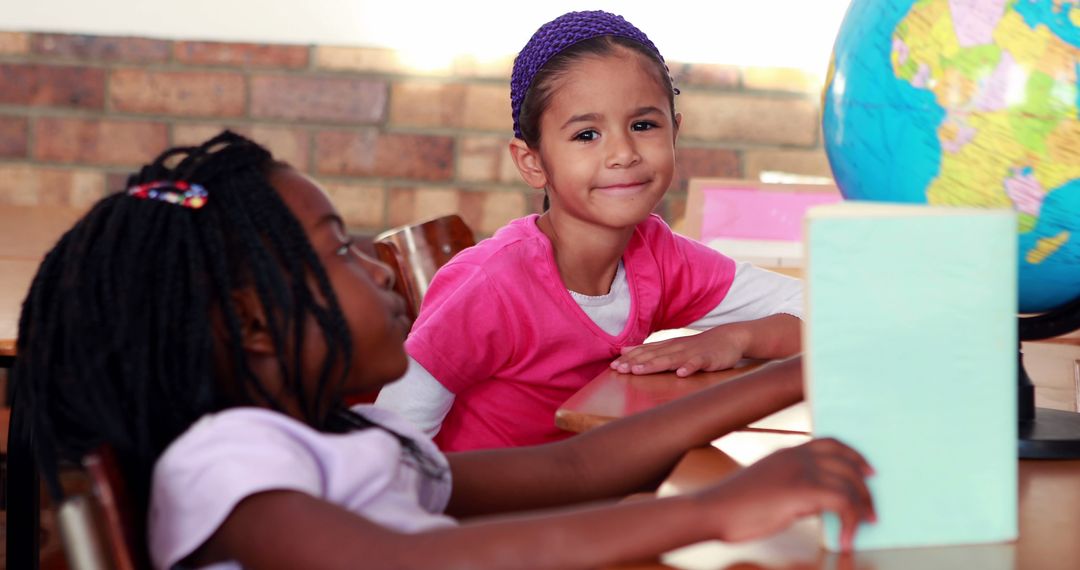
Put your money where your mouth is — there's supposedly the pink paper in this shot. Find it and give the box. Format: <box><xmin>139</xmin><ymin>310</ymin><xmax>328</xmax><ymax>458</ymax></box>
<box><xmin>700</xmin><ymin>188</ymin><xmax>841</xmax><ymax>242</ymax></box>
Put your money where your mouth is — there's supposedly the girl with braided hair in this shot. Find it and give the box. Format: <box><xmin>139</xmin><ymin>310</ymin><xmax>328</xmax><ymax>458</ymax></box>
<box><xmin>379</xmin><ymin>10</ymin><xmax>806</xmax><ymax>452</ymax></box>
<box><xmin>14</xmin><ymin>131</ymin><xmax>872</xmax><ymax>568</ymax></box>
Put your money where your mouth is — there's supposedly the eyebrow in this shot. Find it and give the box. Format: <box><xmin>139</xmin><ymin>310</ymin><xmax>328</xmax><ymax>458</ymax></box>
<box><xmin>560</xmin><ymin>106</ymin><xmax>666</xmax><ymax>130</ymax></box>
<box><xmin>631</xmin><ymin>106</ymin><xmax>665</xmax><ymax>118</ymax></box>
<box><xmin>561</xmin><ymin>112</ymin><xmax>601</xmax><ymax>130</ymax></box>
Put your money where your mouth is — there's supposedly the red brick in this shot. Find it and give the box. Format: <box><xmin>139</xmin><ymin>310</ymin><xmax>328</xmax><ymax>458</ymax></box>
<box><xmin>31</xmin><ymin>34</ymin><xmax>171</xmax><ymax>63</ymax></box>
<box><xmin>386</xmin><ymin>187</ymin><xmax>458</xmax><ymax>227</ymax></box>
<box><xmin>388</xmin><ymin>81</ymin><xmax>465</xmax><ymax>128</ymax></box>
<box><xmin>457</xmin><ymin>188</ymin><xmax>527</xmax><ymax>235</ymax></box>
<box><xmin>376</xmin><ymin>134</ymin><xmax>455</xmax><ymax>181</ymax></box>
<box><xmin>451</xmin><ymin>54</ymin><xmax>514</xmax><ymax>79</ymax></box>
<box><xmin>314</xmin><ymin>46</ymin><xmax>405</xmax><ymax>74</ymax></box>
<box><xmin>669</xmin><ymin>62</ymin><xmax>741</xmax><ymax>89</ymax></box>
<box><xmin>462</xmin><ymin>84</ymin><xmax>512</xmax><ymax>132</ymax></box>
<box><xmin>679</xmin><ymin>93</ymin><xmax>818</xmax><ymax>145</ymax></box>
<box><xmin>0</xmin><ymin>64</ymin><xmax>105</xmax><ymax>109</ymax></box>
<box><xmin>670</xmin><ymin>146</ymin><xmax>740</xmax><ymax>192</ymax></box>
<box><xmin>385</xmin><ymin>186</ymin><xmax>529</xmax><ymax>235</ymax></box>
<box><xmin>33</xmin><ymin>117</ymin><xmax>168</xmax><ymax>166</ymax></box>
<box><xmin>458</xmin><ymin>136</ymin><xmax>519</xmax><ymax>183</ymax></box>
<box><xmin>172</xmin><ymin>124</ymin><xmax>311</xmax><ymax>171</ymax></box>
<box><xmin>314</xmin><ymin>131</ymin><xmax>453</xmax><ymax>181</ymax></box>
<box><xmin>251</xmin><ymin>75</ymin><xmax>386</xmax><ymax>123</ymax></box>
<box><xmin>106</xmin><ymin>171</ymin><xmax>131</xmax><ymax>194</ymax></box>
<box><xmin>743</xmin><ymin>67</ymin><xmax>823</xmax><ymax>94</ymax></box>
<box><xmin>110</xmin><ymin>69</ymin><xmax>246</xmax><ymax>117</ymax></box>
<box><xmin>743</xmin><ymin>148</ymin><xmax>833</xmax><ymax>180</ymax></box>
<box><xmin>0</xmin><ymin>32</ymin><xmax>30</xmax><ymax>55</ymax></box>
<box><xmin>0</xmin><ymin>164</ymin><xmax>105</xmax><ymax>207</ymax></box>
<box><xmin>390</xmin><ymin>82</ymin><xmax>510</xmax><ymax>131</ymax></box>
<box><xmin>174</xmin><ymin>41</ymin><xmax>309</xmax><ymax>69</ymax></box>
<box><xmin>386</xmin><ymin>187</ymin><xmax>417</xmax><ymax>227</ymax></box>
<box><xmin>457</xmin><ymin>191</ymin><xmax>485</xmax><ymax>232</ymax></box>
<box><xmin>322</xmin><ymin>181</ymin><xmax>385</xmax><ymax>229</ymax></box>
<box><xmin>0</xmin><ymin>117</ymin><xmax>29</xmax><ymax>158</ymax></box>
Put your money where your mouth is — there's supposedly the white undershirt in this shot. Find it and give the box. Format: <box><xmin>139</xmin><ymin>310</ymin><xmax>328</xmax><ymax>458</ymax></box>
<box><xmin>375</xmin><ymin>261</ymin><xmax>803</xmax><ymax>437</ymax></box>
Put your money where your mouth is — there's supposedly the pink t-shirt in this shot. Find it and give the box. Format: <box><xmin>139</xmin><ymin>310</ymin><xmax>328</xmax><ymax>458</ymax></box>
<box><xmin>149</xmin><ymin>406</ymin><xmax>454</xmax><ymax>569</ymax></box>
<box><xmin>406</xmin><ymin>214</ymin><xmax>736</xmax><ymax>451</ymax></box>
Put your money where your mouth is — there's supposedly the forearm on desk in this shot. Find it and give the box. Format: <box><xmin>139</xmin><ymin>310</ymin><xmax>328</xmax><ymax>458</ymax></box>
<box><xmin>708</xmin><ymin>313</ymin><xmax>802</xmax><ymax>359</ymax></box>
<box><xmin>447</xmin><ymin>356</ymin><xmax>803</xmax><ymax>517</ymax></box>
<box><xmin>569</xmin><ymin>355</ymin><xmax>803</xmax><ymax>484</ymax></box>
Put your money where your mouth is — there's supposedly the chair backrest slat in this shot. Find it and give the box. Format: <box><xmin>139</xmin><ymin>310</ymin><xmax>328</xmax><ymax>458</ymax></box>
<box><xmin>57</xmin><ymin>447</ymin><xmax>143</xmax><ymax>570</ymax></box>
<box><xmin>373</xmin><ymin>214</ymin><xmax>476</xmax><ymax>320</ymax></box>
<box><xmin>83</xmin><ymin>450</ymin><xmax>138</xmax><ymax>570</ymax></box>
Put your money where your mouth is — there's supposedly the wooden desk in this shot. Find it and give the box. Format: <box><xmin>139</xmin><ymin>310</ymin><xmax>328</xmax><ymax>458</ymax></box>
<box><xmin>555</xmin><ymin>363</ymin><xmax>811</xmax><ymax>435</ymax></box>
<box><xmin>625</xmin><ymin>433</ymin><xmax>1080</xmax><ymax>570</ymax></box>
<box><xmin>559</xmin><ymin>370</ymin><xmax>1080</xmax><ymax>569</ymax></box>
<box><xmin>0</xmin><ymin>259</ymin><xmax>39</xmax><ymax>358</ymax></box>
<box><xmin>0</xmin><ymin>205</ymin><xmax>83</xmax><ymax>260</ymax></box>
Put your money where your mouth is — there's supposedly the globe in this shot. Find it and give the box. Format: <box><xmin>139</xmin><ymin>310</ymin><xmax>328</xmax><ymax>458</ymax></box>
<box><xmin>822</xmin><ymin>0</ymin><xmax>1079</xmax><ymax>314</ymax></box>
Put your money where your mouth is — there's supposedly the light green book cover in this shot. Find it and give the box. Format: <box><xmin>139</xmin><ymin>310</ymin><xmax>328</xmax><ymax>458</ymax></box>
<box><xmin>805</xmin><ymin>202</ymin><xmax>1018</xmax><ymax>551</ymax></box>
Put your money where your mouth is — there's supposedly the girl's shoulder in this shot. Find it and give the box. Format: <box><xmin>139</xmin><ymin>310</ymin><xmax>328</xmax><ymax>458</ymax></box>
<box><xmin>168</xmin><ymin>406</ymin><xmax>313</xmax><ymax>441</ymax></box>
<box><xmin>154</xmin><ymin>407</ymin><xmax>412</xmax><ymax>476</ymax></box>
<box><xmin>149</xmin><ymin>407</ymin><xmax>452</xmax><ymax>568</ymax></box>
<box><xmin>628</xmin><ymin>214</ymin><xmax>735</xmax><ymax>270</ymax></box>
<box><xmin>630</xmin><ymin>214</ymin><xmax>687</xmax><ymax>250</ymax></box>
<box><xmin>439</xmin><ymin>214</ymin><xmax>552</xmax><ymax>275</ymax></box>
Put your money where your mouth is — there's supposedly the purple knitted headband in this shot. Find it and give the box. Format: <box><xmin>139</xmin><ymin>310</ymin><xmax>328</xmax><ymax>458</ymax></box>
<box><xmin>510</xmin><ymin>10</ymin><xmax>667</xmax><ymax>140</ymax></box>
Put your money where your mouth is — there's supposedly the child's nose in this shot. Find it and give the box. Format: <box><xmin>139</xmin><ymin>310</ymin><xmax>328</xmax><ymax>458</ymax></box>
<box><xmin>357</xmin><ymin>251</ymin><xmax>397</xmax><ymax>290</ymax></box>
<box><xmin>605</xmin><ymin>133</ymin><xmax>640</xmax><ymax>168</ymax></box>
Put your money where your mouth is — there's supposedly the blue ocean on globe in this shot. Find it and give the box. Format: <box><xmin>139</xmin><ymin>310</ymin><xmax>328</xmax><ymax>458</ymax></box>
<box><xmin>822</xmin><ymin>0</ymin><xmax>1080</xmax><ymax>313</ymax></box>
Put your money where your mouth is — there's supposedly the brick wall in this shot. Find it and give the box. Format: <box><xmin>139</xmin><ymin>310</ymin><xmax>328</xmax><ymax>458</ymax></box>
<box><xmin>0</xmin><ymin>31</ymin><xmax>833</xmax><ymax>236</ymax></box>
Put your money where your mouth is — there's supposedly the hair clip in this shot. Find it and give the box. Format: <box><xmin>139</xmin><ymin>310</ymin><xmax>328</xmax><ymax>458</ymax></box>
<box><xmin>127</xmin><ymin>180</ymin><xmax>208</xmax><ymax>210</ymax></box>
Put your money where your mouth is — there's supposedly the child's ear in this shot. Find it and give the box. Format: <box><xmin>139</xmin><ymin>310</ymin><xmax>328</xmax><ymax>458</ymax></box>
<box><xmin>509</xmin><ymin>138</ymin><xmax>548</xmax><ymax>190</ymax></box>
<box><xmin>231</xmin><ymin>289</ymin><xmax>276</xmax><ymax>355</ymax></box>
<box><xmin>673</xmin><ymin>112</ymin><xmax>682</xmax><ymax>143</ymax></box>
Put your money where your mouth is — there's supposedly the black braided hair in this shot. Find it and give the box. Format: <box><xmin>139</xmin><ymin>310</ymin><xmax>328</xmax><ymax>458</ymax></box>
<box><xmin>11</xmin><ymin>131</ymin><xmax>445</xmax><ymax>541</ymax></box>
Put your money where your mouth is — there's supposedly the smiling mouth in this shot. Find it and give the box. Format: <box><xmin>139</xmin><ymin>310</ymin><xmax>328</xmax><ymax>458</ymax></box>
<box><xmin>594</xmin><ymin>181</ymin><xmax>650</xmax><ymax>195</ymax></box>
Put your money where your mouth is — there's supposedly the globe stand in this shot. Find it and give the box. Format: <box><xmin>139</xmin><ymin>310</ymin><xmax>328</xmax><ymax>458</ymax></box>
<box><xmin>1018</xmin><ymin>293</ymin><xmax>1080</xmax><ymax>459</ymax></box>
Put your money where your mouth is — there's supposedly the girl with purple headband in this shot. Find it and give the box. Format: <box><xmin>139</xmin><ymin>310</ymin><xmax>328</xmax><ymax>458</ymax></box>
<box><xmin>379</xmin><ymin>11</ymin><xmax>805</xmax><ymax>453</ymax></box>
<box><xmin>14</xmin><ymin>130</ymin><xmax>873</xmax><ymax>567</ymax></box>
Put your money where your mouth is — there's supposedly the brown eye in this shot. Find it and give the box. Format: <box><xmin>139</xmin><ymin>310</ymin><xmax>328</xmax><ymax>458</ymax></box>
<box><xmin>573</xmin><ymin>129</ymin><xmax>599</xmax><ymax>142</ymax></box>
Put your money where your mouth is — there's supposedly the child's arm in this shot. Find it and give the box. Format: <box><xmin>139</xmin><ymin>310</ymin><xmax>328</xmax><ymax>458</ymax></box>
<box><xmin>613</xmin><ymin>313</ymin><xmax>801</xmax><ymax>376</ymax></box>
<box><xmin>445</xmin><ymin>356</ymin><xmax>806</xmax><ymax>516</ymax></box>
<box><xmin>374</xmin><ymin>356</ymin><xmax>454</xmax><ymax>436</ymax></box>
<box><xmin>614</xmin><ymin>262</ymin><xmax>803</xmax><ymax>376</ymax></box>
<box><xmin>197</xmin><ymin>434</ymin><xmax>872</xmax><ymax>569</ymax></box>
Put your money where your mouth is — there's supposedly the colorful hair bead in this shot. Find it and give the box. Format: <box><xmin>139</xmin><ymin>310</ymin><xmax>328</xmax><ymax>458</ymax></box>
<box><xmin>126</xmin><ymin>180</ymin><xmax>208</xmax><ymax>210</ymax></box>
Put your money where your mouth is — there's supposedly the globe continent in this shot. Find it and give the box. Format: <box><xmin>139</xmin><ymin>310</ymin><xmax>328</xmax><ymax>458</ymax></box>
<box><xmin>822</xmin><ymin>0</ymin><xmax>1080</xmax><ymax>312</ymax></box>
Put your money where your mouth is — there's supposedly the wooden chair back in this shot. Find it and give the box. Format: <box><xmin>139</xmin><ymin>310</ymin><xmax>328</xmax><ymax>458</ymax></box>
<box><xmin>373</xmin><ymin>214</ymin><xmax>476</xmax><ymax>320</ymax></box>
<box><xmin>56</xmin><ymin>447</ymin><xmax>143</xmax><ymax>570</ymax></box>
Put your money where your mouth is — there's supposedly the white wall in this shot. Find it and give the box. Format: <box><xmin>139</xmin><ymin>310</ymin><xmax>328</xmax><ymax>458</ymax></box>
<box><xmin>1</xmin><ymin>0</ymin><xmax>852</xmax><ymax>71</ymax></box>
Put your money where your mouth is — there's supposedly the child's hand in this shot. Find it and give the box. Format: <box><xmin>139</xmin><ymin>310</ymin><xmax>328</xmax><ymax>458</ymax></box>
<box><xmin>700</xmin><ymin>438</ymin><xmax>876</xmax><ymax>551</ymax></box>
<box><xmin>611</xmin><ymin>327</ymin><xmax>746</xmax><ymax>376</ymax></box>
